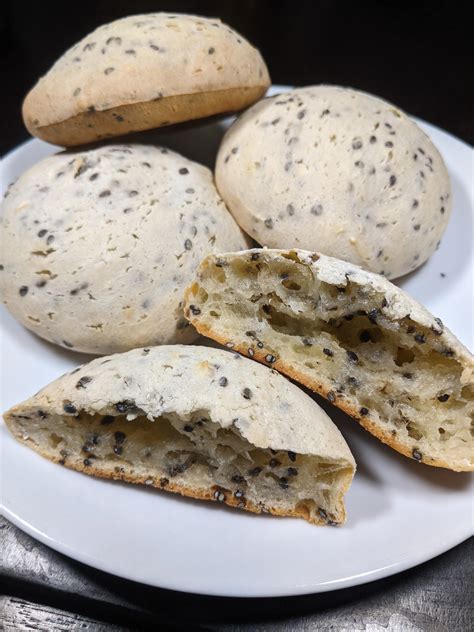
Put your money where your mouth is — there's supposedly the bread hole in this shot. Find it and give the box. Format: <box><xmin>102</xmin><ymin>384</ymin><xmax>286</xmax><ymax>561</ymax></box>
<box><xmin>231</xmin><ymin>259</ymin><xmax>259</xmax><ymax>280</ymax></box>
<box><xmin>281</xmin><ymin>279</ymin><xmax>301</xmax><ymax>291</ymax></box>
<box><xmin>296</xmin><ymin>499</ymin><xmax>316</xmax><ymax>520</ymax></box>
<box><xmin>395</xmin><ymin>347</ymin><xmax>415</xmax><ymax>366</ymax></box>
<box><xmin>213</xmin><ymin>266</ymin><xmax>226</xmax><ymax>283</ymax></box>
<box><xmin>406</xmin><ymin>422</ymin><xmax>423</xmax><ymax>440</ymax></box>
<box><xmin>461</xmin><ymin>385</ymin><xmax>474</xmax><ymax>400</ymax></box>
<box><xmin>49</xmin><ymin>433</ymin><xmax>63</xmax><ymax>448</ymax></box>
<box><xmin>305</xmin><ymin>362</ymin><xmax>316</xmax><ymax>369</ymax></box>
<box><xmin>209</xmin><ymin>310</ymin><xmax>220</xmax><ymax>318</ymax></box>
<box><xmin>216</xmin><ymin>444</ymin><xmax>236</xmax><ymax>461</ymax></box>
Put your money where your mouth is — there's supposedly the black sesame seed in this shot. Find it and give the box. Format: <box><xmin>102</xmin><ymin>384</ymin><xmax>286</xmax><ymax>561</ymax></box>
<box><xmin>189</xmin><ymin>305</ymin><xmax>201</xmax><ymax>316</ymax></box>
<box><xmin>287</xmin><ymin>467</ymin><xmax>298</xmax><ymax>476</ymax></box>
<box><xmin>297</xmin><ymin>110</ymin><xmax>306</xmax><ymax>120</ymax></box>
<box><xmin>265</xmin><ymin>354</ymin><xmax>276</xmax><ymax>364</ymax></box>
<box><xmin>114</xmin><ymin>431</ymin><xmax>126</xmax><ymax>444</ymax></box>
<box><xmin>368</xmin><ymin>308</ymin><xmax>379</xmax><ymax>323</ymax></box>
<box><xmin>208</xmin><ymin>47</ymin><xmax>215</xmax><ymax>54</ymax></box>
<box><xmin>318</xmin><ymin>508</ymin><xmax>328</xmax><ymax>520</ymax></box>
<box><xmin>101</xmin><ymin>415</ymin><xmax>114</xmax><ymax>425</ymax></box>
<box><xmin>37</xmin><ymin>410</ymin><xmax>48</xmax><ymax>419</ymax></box>
<box><xmin>359</xmin><ymin>407</ymin><xmax>369</xmax><ymax>416</ymax></box>
<box><xmin>248</xmin><ymin>348</ymin><xmax>255</xmax><ymax>357</ymax></box>
<box><xmin>323</xmin><ymin>348</ymin><xmax>334</xmax><ymax>357</ymax></box>
<box><xmin>440</xmin><ymin>206</ymin><xmax>445</xmax><ymax>214</ymax></box>
<box><xmin>262</xmin><ymin>304</ymin><xmax>270</xmax><ymax>314</ymax></box>
<box><xmin>403</xmin><ymin>372</ymin><xmax>413</xmax><ymax>379</ymax></box>
<box><xmin>413</xmin><ymin>224</ymin><xmax>421</xmax><ymax>231</ymax></box>
<box><xmin>369</xmin><ymin>135</ymin><xmax>377</xmax><ymax>143</ymax></box>
<box><xmin>179</xmin><ymin>167</ymin><xmax>189</xmax><ymax>175</ymax></box>
<box><xmin>63</xmin><ymin>403</ymin><xmax>77</xmax><ymax>414</ymax></box>
<box><xmin>414</xmin><ymin>334</ymin><xmax>426</xmax><ymax>344</ymax></box>
<box><xmin>19</xmin><ymin>286</ymin><xmax>28</xmax><ymax>296</ymax></box>
<box><xmin>264</xmin><ymin>218</ymin><xmax>273</xmax><ymax>229</ymax></box>
<box><xmin>214</xmin><ymin>490</ymin><xmax>226</xmax><ymax>502</ymax></box>
<box><xmin>183</xmin><ymin>425</ymin><xmax>194</xmax><ymax>432</ymax></box>
<box><xmin>279</xmin><ymin>478</ymin><xmax>289</xmax><ymax>489</ymax></box>
<box><xmin>389</xmin><ymin>175</ymin><xmax>397</xmax><ymax>186</ymax></box>
<box><xmin>248</xmin><ymin>466</ymin><xmax>262</xmax><ymax>476</ymax></box>
<box><xmin>114</xmin><ymin>446</ymin><xmax>123</xmax><ymax>455</ymax></box>
<box><xmin>75</xmin><ymin>376</ymin><xmax>92</xmax><ymax>389</ymax></box>
<box><xmin>385</xmin><ymin>141</ymin><xmax>394</xmax><ymax>148</ymax></box>
<box><xmin>251</xmin><ymin>253</ymin><xmax>260</xmax><ymax>261</ymax></box>
<box><xmin>184</xmin><ymin>239</ymin><xmax>193</xmax><ymax>250</ymax></box>
<box><xmin>352</xmin><ymin>139</ymin><xmax>363</xmax><ymax>149</ymax></box>
<box><xmin>99</xmin><ymin>190</ymin><xmax>111</xmax><ymax>198</ymax></box>
<box><xmin>412</xmin><ymin>449</ymin><xmax>422</xmax><ymax>461</ymax></box>
<box><xmin>346</xmin><ymin>350</ymin><xmax>359</xmax><ymax>363</ymax></box>
<box><xmin>232</xmin><ymin>475</ymin><xmax>246</xmax><ymax>484</ymax></box>
<box><xmin>287</xmin><ymin>451</ymin><xmax>296</xmax><ymax>462</ymax></box>
<box><xmin>359</xmin><ymin>330</ymin><xmax>371</xmax><ymax>342</ymax></box>
<box><xmin>327</xmin><ymin>391</ymin><xmax>336</xmax><ymax>403</ymax></box>
<box><xmin>83</xmin><ymin>459</ymin><xmax>91</xmax><ymax>466</ymax></box>
<box><xmin>115</xmin><ymin>401</ymin><xmax>134</xmax><ymax>413</ymax></box>
<box><xmin>437</xmin><ymin>394</ymin><xmax>450</xmax><ymax>402</ymax></box>
<box><xmin>160</xmin><ymin>478</ymin><xmax>169</xmax><ymax>487</ymax></box>
<box><xmin>413</xmin><ymin>199</ymin><xmax>419</xmax><ymax>208</ymax></box>
<box><xmin>302</xmin><ymin>338</ymin><xmax>312</xmax><ymax>346</ymax></box>
<box><xmin>219</xmin><ymin>376</ymin><xmax>228</xmax><ymax>387</ymax></box>
<box><xmin>242</xmin><ymin>388</ymin><xmax>252</xmax><ymax>400</ymax></box>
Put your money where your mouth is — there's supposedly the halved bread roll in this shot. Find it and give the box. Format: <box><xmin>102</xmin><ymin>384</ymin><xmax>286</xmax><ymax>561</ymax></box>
<box><xmin>3</xmin><ymin>345</ymin><xmax>355</xmax><ymax>526</ymax></box>
<box><xmin>184</xmin><ymin>249</ymin><xmax>474</xmax><ymax>472</ymax></box>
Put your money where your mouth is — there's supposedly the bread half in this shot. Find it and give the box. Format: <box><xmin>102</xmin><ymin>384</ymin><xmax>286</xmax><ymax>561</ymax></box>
<box><xmin>184</xmin><ymin>249</ymin><xmax>474</xmax><ymax>471</ymax></box>
<box><xmin>3</xmin><ymin>345</ymin><xmax>355</xmax><ymax>526</ymax></box>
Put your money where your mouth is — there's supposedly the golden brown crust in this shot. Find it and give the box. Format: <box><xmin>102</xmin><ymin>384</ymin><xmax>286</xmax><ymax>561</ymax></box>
<box><xmin>23</xmin><ymin>86</ymin><xmax>268</xmax><ymax>147</ymax></box>
<box><xmin>187</xmin><ymin>319</ymin><xmax>471</xmax><ymax>473</ymax></box>
<box><xmin>5</xmin><ymin>424</ymin><xmax>339</xmax><ymax>526</ymax></box>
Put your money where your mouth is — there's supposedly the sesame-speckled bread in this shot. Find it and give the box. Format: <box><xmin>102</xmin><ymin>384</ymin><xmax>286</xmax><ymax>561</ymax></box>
<box><xmin>22</xmin><ymin>13</ymin><xmax>270</xmax><ymax>147</ymax></box>
<box><xmin>0</xmin><ymin>144</ymin><xmax>248</xmax><ymax>354</ymax></box>
<box><xmin>215</xmin><ymin>85</ymin><xmax>451</xmax><ymax>279</ymax></box>
<box><xmin>4</xmin><ymin>345</ymin><xmax>356</xmax><ymax>526</ymax></box>
<box><xmin>184</xmin><ymin>249</ymin><xmax>474</xmax><ymax>471</ymax></box>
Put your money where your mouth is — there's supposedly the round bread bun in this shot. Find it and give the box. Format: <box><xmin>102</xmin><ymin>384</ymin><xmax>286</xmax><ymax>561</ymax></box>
<box><xmin>0</xmin><ymin>144</ymin><xmax>248</xmax><ymax>354</ymax></box>
<box><xmin>215</xmin><ymin>85</ymin><xmax>451</xmax><ymax>280</ymax></box>
<box><xmin>22</xmin><ymin>13</ymin><xmax>271</xmax><ymax>147</ymax></box>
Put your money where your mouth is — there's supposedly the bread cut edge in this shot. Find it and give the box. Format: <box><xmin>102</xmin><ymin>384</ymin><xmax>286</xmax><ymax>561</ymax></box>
<box><xmin>4</xmin><ymin>397</ymin><xmax>353</xmax><ymax>527</ymax></box>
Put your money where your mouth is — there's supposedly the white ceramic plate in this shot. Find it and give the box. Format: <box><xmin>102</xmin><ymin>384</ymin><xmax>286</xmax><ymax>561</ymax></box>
<box><xmin>1</xmin><ymin>87</ymin><xmax>472</xmax><ymax>597</ymax></box>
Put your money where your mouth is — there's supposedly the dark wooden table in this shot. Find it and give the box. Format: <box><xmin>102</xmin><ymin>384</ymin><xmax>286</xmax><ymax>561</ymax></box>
<box><xmin>0</xmin><ymin>515</ymin><xmax>472</xmax><ymax>630</ymax></box>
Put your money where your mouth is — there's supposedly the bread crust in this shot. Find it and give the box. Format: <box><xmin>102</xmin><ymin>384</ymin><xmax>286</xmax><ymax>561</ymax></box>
<box><xmin>24</xmin><ymin>86</ymin><xmax>268</xmax><ymax>147</ymax></box>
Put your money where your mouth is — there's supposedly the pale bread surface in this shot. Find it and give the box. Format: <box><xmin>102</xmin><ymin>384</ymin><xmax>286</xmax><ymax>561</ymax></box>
<box><xmin>0</xmin><ymin>144</ymin><xmax>248</xmax><ymax>353</ymax></box>
<box><xmin>216</xmin><ymin>86</ymin><xmax>451</xmax><ymax>279</ymax></box>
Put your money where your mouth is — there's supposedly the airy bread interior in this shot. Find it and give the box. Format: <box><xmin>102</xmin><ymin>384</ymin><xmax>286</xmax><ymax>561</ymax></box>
<box><xmin>7</xmin><ymin>406</ymin><xmax>353</xmax><ymax>525</ymax></box>
<box><xmin>185</xmin><ymin>252</ymin><xmax>473</xmax><ymax>471</ymax></box>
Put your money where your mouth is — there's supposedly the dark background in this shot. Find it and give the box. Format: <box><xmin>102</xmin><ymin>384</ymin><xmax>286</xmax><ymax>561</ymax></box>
<box><xmin>1</xmin><ymin>0</ymin><xmax>472</xmax><ymax>155</ymax></box>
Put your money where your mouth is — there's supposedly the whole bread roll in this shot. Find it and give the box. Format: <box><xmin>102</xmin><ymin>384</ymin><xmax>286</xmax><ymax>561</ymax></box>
<box><xmin>4</xmin><ymin>345</ymin><xmax>356</xmax><ymax>526</ymax></box>
<box><xmin>215</xmin><ymin>85</ymin><xmax>451</xmax><ymax>280</ymax></box>
<box><xmin>184</xmin><ymin>249</ymin><xmax>474</xmax><ymax>472</ymax></box>
<box><xmin>0</xmin><ymin>144</ymin><xmax>248</xmax><ymax>354</ymax></box>
<box><xmin>22</xmin><ymin>13</ymin><xmax>270</xmax><ymax>146</ymax></box>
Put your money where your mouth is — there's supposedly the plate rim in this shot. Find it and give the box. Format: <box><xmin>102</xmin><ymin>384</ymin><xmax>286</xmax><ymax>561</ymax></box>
<box><xmin>1</xmin><ymin>88</ymin><xmax>473</xmax><ymax>597</ymax></box>
<box><xmin>1</xmin><ymin>500</ymin><xmax>471</xmax><ymax>597</ymax></box>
